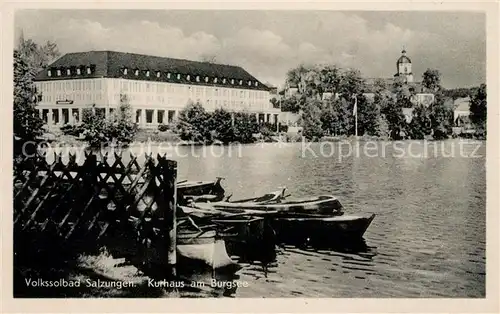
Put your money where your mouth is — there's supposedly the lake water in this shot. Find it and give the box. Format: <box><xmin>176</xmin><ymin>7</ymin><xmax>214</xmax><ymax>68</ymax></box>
<box><xmin>50</xmin><ymin>139</ymin><xmax>487</xmax><ymax>297</ymax></box>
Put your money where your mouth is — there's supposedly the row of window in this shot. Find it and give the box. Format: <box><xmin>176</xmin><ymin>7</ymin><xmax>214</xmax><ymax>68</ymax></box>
<box><xmin>38</xmin><ymin>80</ymin><xmax>102</xmax><ymax>92</ymax></box>
<box><xmin>45</xmin><ymin>93</ymin><xmax>103</xmax><ymax>102</ymax></box>
<box><xmin>118</xmin><ymin>81</ymin><xmax>268</xmax><ymax>99</ymax></box>
<box><xmin>121</xmin><ymin>68</ymin><xmax>260</xmax><ymax>88</ymax></box>
<box><xmin>48</xmin><ymin>67</ymin><xmax>93</xmax><ymax>77</ymax></box>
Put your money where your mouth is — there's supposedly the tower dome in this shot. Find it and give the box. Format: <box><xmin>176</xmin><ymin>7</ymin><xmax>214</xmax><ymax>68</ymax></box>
<box><xmin>395</xmin><ymin>49</ymin><xmax>413</xmax><ymax>83</ymax></box>
<box><xmin>397</xmin><ymin>49</ymin><xmax>412</xmax><ymax>64</ymax></box>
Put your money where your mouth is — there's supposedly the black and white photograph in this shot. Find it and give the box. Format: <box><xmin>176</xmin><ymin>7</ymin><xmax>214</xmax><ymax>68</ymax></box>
<box><xmin>5</xmin><ymin>3</ymin><xmax>497</xmax><ymax>308</ymax></box>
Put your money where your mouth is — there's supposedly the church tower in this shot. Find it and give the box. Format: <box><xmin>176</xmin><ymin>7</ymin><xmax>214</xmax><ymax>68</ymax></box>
<box><xmin>395</xmin><ymin>49</ymin><xmax>413</xmax><ymax>83</ymax></box>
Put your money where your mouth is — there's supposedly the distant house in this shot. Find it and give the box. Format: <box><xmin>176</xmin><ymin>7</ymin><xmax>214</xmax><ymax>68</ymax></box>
<box><xmin>453</xmin><ymin>97</ymin><xmax>471</xmax><ymax>123</ymax></box>
<box><xmin>402</xmin><ymin>108</ymin><xmax>414</xmax><ymax>123</ymax></box>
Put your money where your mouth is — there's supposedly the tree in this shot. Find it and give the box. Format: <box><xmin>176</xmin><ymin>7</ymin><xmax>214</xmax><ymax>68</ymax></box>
<box><xmin>14</xmin><ymin>50</ymin><xmax>45</xmax><ymax>156</ymax></box>
<box><xmin>422</xmin><ymin>68</ymin><xmax>441</xmax><ymax>92</ymax></box>
<box><xmin>357</xmin><ymin>95</ymin><xmax>380</xmax><ymax>136</ymax></box>
<box><xmin>429</xmin><ymin>93</ymin><xmax>452</xmax><ymax>140</ymax></box>
<box><xmin>173</xmin><ymin>102</ymin><xmax>210</xmax><ymax>142</ymax></box>
<box><xmin>380</xmin><ymin>93</ymin><xmax>406</xmax><ymax>140</ymax></box>
<box><xmin>407</xmin><ymin>104</ymin><xmax>432</xmax><ymax>139</ymax></box>
<box><xmin>206</xmin><ymin>108</ymin><xmax>235</xmax><ymax>144</ymax></box>
<box><xmin>442</xmin><ymin>87</ymin><xmax>477</xmax><ymax>100</ymax></box>
<box><xmin>108</xmin><ymin>94</ymin><xmax>137</xmax><ymax>145</ymax></box>
<box><xmin>300</xmin><ymin>99</ymin><xmax>324</xmax><ymax>140</ymax></box>
<box><xmin>270</xmin><ymin>97</ymin><xmax>280</xmax><ymax>109</ymax></box>
<box><xmin>469</xmin><ymin>83</ymin><xmax>487</xmax><ymax>137</ymax></box>
<box><xmin>14</xmin><ymin>36</ymin><xmax>61</xmax><ymax>157</ymax></box>
<box><xmin>286</xmin><ymin>64</ymin><xmax>312</xmax><ymax>95</ymax></box>
<box><xmin>17</xmin><ymin>34</ymin><xmax>60</xmax><ymax>74</ymax></box>
<box><xmin>338</xmin><ymin>69</ymin><xmax>365</xmax><ymax>99</ymax></box>
<box><xmin>232</xmin><ymin>112</ymin><xmax>259</xmax><ymax>144</ymax></box>
<box><xmin>81</xmin><ymin>106</ymin><xmax>108</xmax><ymax>147</ymax></box>
<box><xmin>317</xmin><ymin>65</ymin><xmax>343</xmax><ymax>99</ymax></box>
<box><xmin>280</xmin><ymin>94</ymin><xmax>305</xmax><ymax>113</ymax></box>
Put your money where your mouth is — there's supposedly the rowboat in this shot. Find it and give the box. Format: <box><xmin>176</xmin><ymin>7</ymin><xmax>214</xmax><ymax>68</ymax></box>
<box><xmin>223</xmin><ymin>187</ymin><xmax>287</xmax><ymax>204</ymax></box>
<box><xmin>178</xmin><ymin>206</ymin><xmax>277</xmax><ymax>264</ymax></box>
<box><xmin>177</xmin><ymin>177</ymin><xmax>226</xmax><ymax>204</ymax></box>
<box><xmin>211</xmin><ymin>216</ymin><xmax>277</xmax><ymax>264</ymax></box>
<box><xmin>191</xmin><ymin>194</ymin><xmax>343</xmax><ymax>216</ymax></box>
<box><xmin>177</xmin><ymin>228</ymin><xmax>240</xmax><ymax>272</ymax></box>
<box><xmin>271</xmin><ymin>213</ymin><xmax>376</xmax><ymax>246</ymax></box>
<box><xmin>177</xmin><ymin>178</ymin><xmax>225</xmax><ymax>196</ymax></box>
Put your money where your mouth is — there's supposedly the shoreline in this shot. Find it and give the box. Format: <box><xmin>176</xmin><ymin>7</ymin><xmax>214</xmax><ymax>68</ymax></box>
<box><xmin>36</xmin><ymin>136</ymin><xmax>486</xmax><ymax>150</ymax></box>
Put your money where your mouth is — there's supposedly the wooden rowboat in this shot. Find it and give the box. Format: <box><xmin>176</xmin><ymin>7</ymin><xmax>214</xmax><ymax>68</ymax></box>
<box><xmin>177</xmin><ymin>228</ymin><xmax>240</xmax><ymax>271</ymax></box>
<box><xmin>192</xmin><ymin>194</ymin><xmax>343</xmax><ymax>215</ymax></box>
<box><xmin>178</xmin><ymin>178</ymin><xmax>226</xmax><ymax>205</ymax></box>
<box><xmin>177</xmin><ymin>178</ymin><xmax>225</xmax><ymax>196</ymax></box>
<box><xmin>271</xmin><ymin>213</ymin><xmax>376</xmax><ymax>246</ymax></box>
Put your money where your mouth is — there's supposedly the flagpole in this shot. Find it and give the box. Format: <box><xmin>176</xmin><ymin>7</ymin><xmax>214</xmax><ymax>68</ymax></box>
<box><xmin>353</xmin><ymin>95</ymin><xmax>358</xmax><ymax>139</ymax></box>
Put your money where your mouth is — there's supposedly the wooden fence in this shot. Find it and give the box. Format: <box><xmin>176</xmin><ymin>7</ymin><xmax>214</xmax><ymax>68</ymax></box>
<box><xmin>13</xmin><ymin>151</ymin><xmax>178</xmax><ymax>276</ymax></box>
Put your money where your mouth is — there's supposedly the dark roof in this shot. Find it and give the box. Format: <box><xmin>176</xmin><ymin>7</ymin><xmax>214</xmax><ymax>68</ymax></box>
<box><xmin>397</xmin><ymin>55</ymin><xmax>411</xmax><ymax>64</ymax></box>
<box><xmin>34</xmin><ymin>50</ymin><xmax>270</xmax><ymax>91</ymax></box>
<box><xmin>397</xmin><ymin>50</ymin><xmax>412</xmax><ymax>64</ymax></box>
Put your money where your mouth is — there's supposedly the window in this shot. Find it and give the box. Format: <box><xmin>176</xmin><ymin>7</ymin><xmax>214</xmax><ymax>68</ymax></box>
<box><xmin>57</xmin><ymin>70</ymin><xmax>61</xmax><ymax>76</ymax></box>
<box><xmin>248</xmin><ymin>81</ymin><xmax>252</xmax><ymax>86</ymax></box>
<box><xmin>186</xmin><ymin>75</ymin><xmax>191</xmax><ymax>81</ymax></box>
<box><xmin>239</xmin><ymin>80</ymin><xmax>243</xmax><ymax>85</ymax></box>
<box><xmin>231</xmin><ymin>79</ymin><xmax>234</xmax><ymax>85</ymax></box>
<box><xmin>255</xmin><ymin>81</ymin><xmax>259</xmax><ymax>87</ymax></box>
<box><xmin>156</xmin><ymin>71</ymin><xmax>161</xmax><ymax>78</ymax></box>
<box><xmin>135</xmin><ymin>69</ymin><xmax>139</xmax><ymax>76</ymax></box>
<box><xmin>67</xmin><ymin>69</ymin><xmax>71</xmax><ymax>75</ymax></box>
<box><xmin>146</xmin><ymin>70</ymin><xmax>150</xmax><ymax>77</ymax></box>
<box><xmin>167</xmin><ymin>72</ymin><xmax>171</xmax><ymax>79</ymax></box>
<box><xmin>177</xmin><ymin>74</ymin><xmax>181</xmax><ymax>80</ymax></box>
<box><xmin>87</xmin><ymin>67</ymin><xmax>91</xmax><ymax>74</ymax></box>
<box><xmin>77</xmin><ymin>68</ymin><xmax>81</xmax><ymax>75</ymax></box>
<box><xmin>214</xmin><ymin>77</ymin><xmax>218</xmax><ymax>83</ymax></box>
<box><xmin>47</xmin><ymin>70</ymin><xmax>52</xmax><ymax>77</ymax></box>
<box><xmin>196</xmin><ymin>76</ymin><xmax>200</xmax><ymax>82</ymax></box>
<box><xmin>223</xmin><ymin>78</ymin><xmax>227</xmax><ymax>84</ymax></box>
<box><xmin>123</xmin><ymin>68</ymin><xmax>128</xmax><ymax>75</ymax></box>
<box><xmin>205</xmin><ymin>76</ymin><xmax>209</xmax><ymax>82</ymax></box>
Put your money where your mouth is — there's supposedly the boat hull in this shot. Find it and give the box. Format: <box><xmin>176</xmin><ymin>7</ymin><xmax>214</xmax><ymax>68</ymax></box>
<box><xmin>211</xmin><ymin>217</ymin><xmax>277</xmax><ymax>264</ymax></box>
<box><xmin>194</xmin><ymin>195</ymin><xmax>343</xmax><ymax>215</ymax></box>
<box><xmin>177</xmin><ymin>230</ymin><xmax>239</xmax><ymax>272</ymax></box>
<box><xmin>177</xmin><ymin>179</ymin><xmax>224</xmax><ymax>196</ymax></box>
<box><xmin>271</xmin><ymin>214</ymin><xmax>376</xmax><ymax>247</ymax></box>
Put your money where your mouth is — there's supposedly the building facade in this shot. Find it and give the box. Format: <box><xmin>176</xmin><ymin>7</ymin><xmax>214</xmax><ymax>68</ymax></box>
<box><xmin>34</xmin><ymin>51</ymin><xmax>281</xmax><ymax>128</ymax></box>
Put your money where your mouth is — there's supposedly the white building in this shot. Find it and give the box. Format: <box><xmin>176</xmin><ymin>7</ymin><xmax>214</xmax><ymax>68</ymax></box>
<box><xmin>34</xmin><ymin>50</ymin><xmax>281</xmax><ymax>128</ymax></box>
<box><xmin>453</xmin><ymin>97</ymin><xmax>471</xmax><ymax>124</ymax></box>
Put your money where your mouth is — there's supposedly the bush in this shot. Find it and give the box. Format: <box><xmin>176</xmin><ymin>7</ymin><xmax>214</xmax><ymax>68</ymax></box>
<box><xmin>278</xmin><ymin>124</ymin><xmax>289</xmax><ymax>133</ymax></box>
<box><xmin>172</xmin><ymin>102</ymin><xmax>210</xmax><ymax>143</ymax></box>
<box><xmin>60</xmin><ymin>124</ymin><xmax>84</xmax><ymax>137</ymax></box>
<box><xmin>81</xmin><ymin>95</ymin><xmax>137</xmax><ymax>147</ymax></box>
<box><xmin>158</xmin><ymin>124</ymin><xmax>169</xmax><ymax>132</ymax></box>
<box><xmin>171</xmin><ymin>104</ymin><xmax>260</xmax><ymax>144</ymax></box>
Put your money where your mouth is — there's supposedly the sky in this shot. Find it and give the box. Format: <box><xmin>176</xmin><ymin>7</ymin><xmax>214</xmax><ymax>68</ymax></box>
<box><xmin>14</xmin><ymin>10</ymin><xmax>486</xmax><ymax>89</ymax></box>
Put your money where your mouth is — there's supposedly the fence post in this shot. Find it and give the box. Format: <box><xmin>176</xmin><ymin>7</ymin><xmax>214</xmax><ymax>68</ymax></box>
<box><xmin>160</xmin><ymin>156</ymin><xmax>177</xmax><ymax>278</ymax></box>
